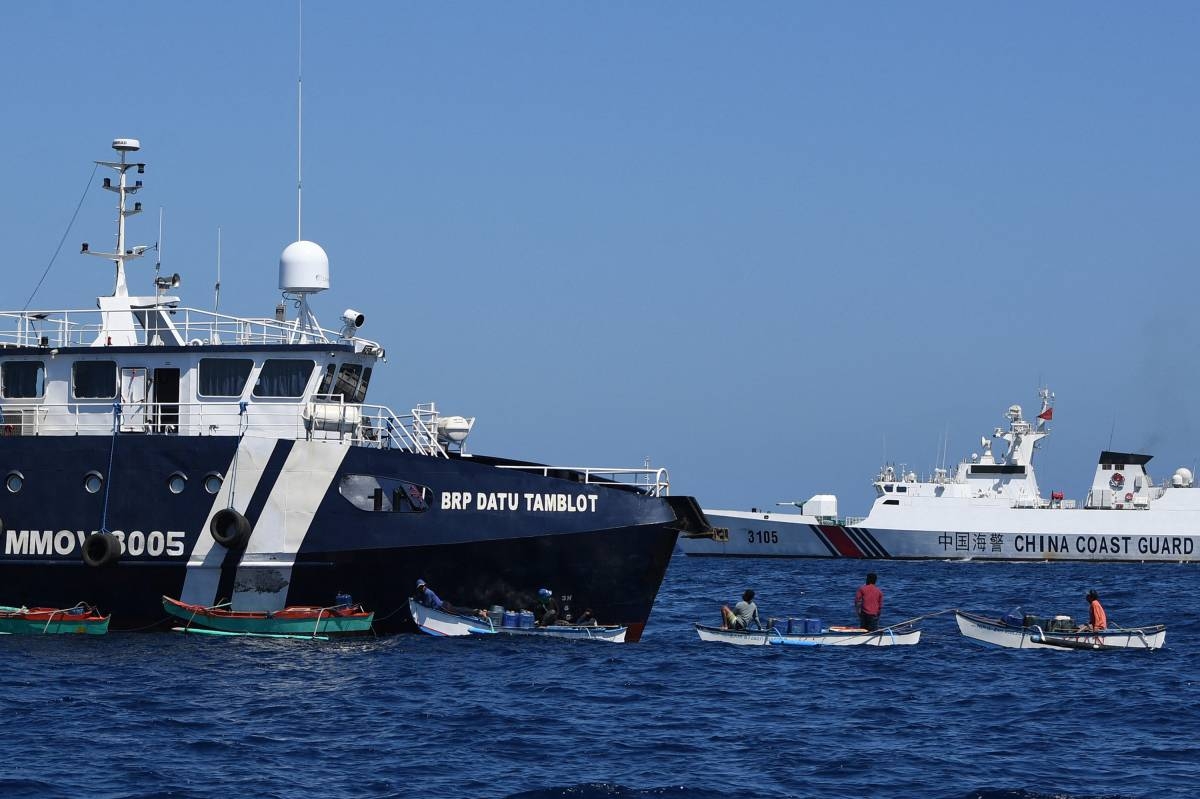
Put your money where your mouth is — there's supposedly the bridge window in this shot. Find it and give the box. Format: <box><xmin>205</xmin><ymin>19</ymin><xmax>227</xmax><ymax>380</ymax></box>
<box><xmin>253</xmin><ymin>359</ymin><xmax>316</xmax><ymax>398</ymax></box>
<box><xmin>318</xmin><ymin>363</ymin><xmax>373</xmax><ymax>404</ymax></box>
<box><xmin>199</xmin><ymin>358</ymin><xmax>253</xmax><ymax>397</ymax></box>
<box><xmin>1</xmin><ymin>361</ymin><xmax>45</xmax><ymax>399</ymax></box>
<box><xmin>338</xmin><ymin>474</ymin><xmax>429</xmax><ymax>513</ymax></box>
<box><xmin>72</xmin><ymin>361</ymin><xmax>117</xmax><ymax>399</ymax></box>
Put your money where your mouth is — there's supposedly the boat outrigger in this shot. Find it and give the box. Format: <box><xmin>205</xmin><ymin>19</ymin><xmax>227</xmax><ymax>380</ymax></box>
<box><xmin>955</xmin><ymin>610</ymin><xmax>1165</xmax><ymax>651</ymax></box>
<box><xmin>164</xmin><ymin>595</ymin><xmax>373</xmax><ymax>639</ymax></box>
<box><xmin>0</xmin><ymin>603</ymin><xmax>110</xmax><ymax>635</ymax></box>
<box><xmin>409</xmin><ymin>598</ymin><xmax>626</xmax><ymax>642</ymax></box>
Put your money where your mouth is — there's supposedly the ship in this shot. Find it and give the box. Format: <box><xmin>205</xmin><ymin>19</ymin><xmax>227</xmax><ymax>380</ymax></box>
<box><xmin>679</xmin><ymin>388</ymin><xmax>1200</xmax><ymax>561</ymax></box>
<box><xmin>0</xmin><ymin>138</ymin><xmax>708</xmax><ymax>639</ymax></box>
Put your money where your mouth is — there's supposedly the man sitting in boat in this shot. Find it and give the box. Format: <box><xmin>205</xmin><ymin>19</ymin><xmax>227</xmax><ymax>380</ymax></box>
<box><xmin>721</xmin><ymin>589</ymin><xmax>761</xmax><ymax>630</ymax></box>
<box><xmin>414</xmin><ymin>579</ymin><xmax>486</xmax><ymax>620</ymax></box>
<box><xmin>534</xmin><ymin>588</ymin><xmax>560</xmax><ymax>626</ymax></box>
<box><xmin>1078</xmin><ymin>589</ymin><xmax>1108</xmax><ymax>632</ymax></box>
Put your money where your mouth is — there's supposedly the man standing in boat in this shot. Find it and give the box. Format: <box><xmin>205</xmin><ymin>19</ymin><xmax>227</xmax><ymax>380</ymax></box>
<box><xmin>1080</xmin><ymin>589</ymin><xmax>1107</xmax><ymax>632</ymax></box>
<box><xmin>855</xmin><ymin>573</ymin><xmax>883</xmax><ymax>631</ymax></box>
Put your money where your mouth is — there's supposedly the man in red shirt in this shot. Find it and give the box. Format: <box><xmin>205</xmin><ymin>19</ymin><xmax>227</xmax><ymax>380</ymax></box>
<box><xmin>854</xmin><ymin>572</ymin><xmax>883</xmax><ymax>631</ymax></box>
<box><xmin>1083</xmin><ymin>589</ymin><xmax>1107</xmax><ymax>631</ymax></box>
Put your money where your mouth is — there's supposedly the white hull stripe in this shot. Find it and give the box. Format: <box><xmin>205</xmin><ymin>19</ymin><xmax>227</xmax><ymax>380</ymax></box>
<box><xmin>180</xmin><ymin>437</ymin><xmax>289</xmax><ymax>605</ymax></box>
<box><xmin>230</xmin><ymin>440</ymin><xmax>351</xmax><ymax>612</ymax></box>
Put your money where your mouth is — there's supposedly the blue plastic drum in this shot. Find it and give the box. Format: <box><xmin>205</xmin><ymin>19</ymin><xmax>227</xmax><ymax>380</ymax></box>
<box><xmin>502</xmin><ymin>610</ymin><xmax>519</xmax><ymax>628</ymax></box>
<box><xmin>519</xmin><ymin>610</ymin><xmax>535</xmax><ymax>629</ymax></box>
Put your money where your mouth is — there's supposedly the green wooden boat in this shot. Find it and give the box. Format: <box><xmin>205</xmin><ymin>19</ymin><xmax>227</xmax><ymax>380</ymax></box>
<box><xmin>0</xmin><ymin>604</ymin><xmax>110</xmax><ymax>635</ymax></box>
<box><xmin>163</xmin><ymin>596</ymin><xmax>374</xmax><ymax>637</ymax></box>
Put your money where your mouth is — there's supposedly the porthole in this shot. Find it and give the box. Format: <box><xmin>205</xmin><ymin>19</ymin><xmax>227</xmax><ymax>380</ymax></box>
<box><xmin>5</xmin><ymin>471</ymin><xmax>23</xmax><ymax>494</ymax></box>
<box><xmin>203</xmin><ymin>473</ymin><xmax>224</xmax><ymax>495</ymax></box>
<box><xmin>168</xmin><ymin>472</ymin><xmax>187</xmax><ymax>494</ymax></box>
<box><xmin>84</xmin><ymin>471</ymin><xmax>104</xmax><ymax>494</ymax></box>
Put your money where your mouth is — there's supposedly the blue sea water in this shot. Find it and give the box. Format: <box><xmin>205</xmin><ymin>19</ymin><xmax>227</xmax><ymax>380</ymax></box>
<box><xmin>1</xmin><ymin>554</ymin><xmax>1197</xmax><ymax>799</ymax></box>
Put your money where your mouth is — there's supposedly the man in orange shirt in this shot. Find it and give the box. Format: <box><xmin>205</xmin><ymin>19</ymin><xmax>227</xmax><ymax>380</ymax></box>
<box><xmin>854</xmin><ymin>572</ymin><xmax>883</xmax><ymax>631</ymax></box>
<box><xmin>1082</xmin><ymin>589</ymin><xmax>1107</xmax><ymax>631</ymax></box>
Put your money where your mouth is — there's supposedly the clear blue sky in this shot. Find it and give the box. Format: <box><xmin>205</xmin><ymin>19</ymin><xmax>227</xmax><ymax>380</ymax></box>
<box><xmin>5</xmin><ymin>3</ymin><xmax>1200</xmax><ymax>513</ymax></box>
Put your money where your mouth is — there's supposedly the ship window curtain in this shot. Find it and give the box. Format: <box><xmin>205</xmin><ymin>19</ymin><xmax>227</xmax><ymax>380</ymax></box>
<box><xmin>253</xmin><ymin>359</ymin><xmax>316</xmax><ymax>398</ymax></box>
<box><xmin>1</xmin><ymin>361</ymin><xmax>45</xmax><ymax>398</ymax></box>
<box><xmin>198</xmin><ymin>358</ymin><xmax>254</xmax><ymax>398</ymax></box>
<box><xmin>72</xmin><ymin>361</ymin><xmax>117</xmax><ymax>399</ymax></box>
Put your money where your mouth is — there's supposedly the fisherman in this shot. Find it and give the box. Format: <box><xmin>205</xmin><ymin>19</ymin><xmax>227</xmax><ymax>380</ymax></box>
<box><xmin>534</xmin><ymin>588</ymin><xmax>560</xmax><ymax>626</ymax></box>
<box><xmin>854</xmin><ymin>572</ymin><xmax>883</xmax><ymax>631</ymax></box>
<box><xmin>415</xmin><ymin>578</ymin><xmax>446</xmax><ymax>610</ymax></box>
<box><xmin>721</xmin><ymin>589</ymin><xmax>761</xmax><ymax>630</ymax></box>
<box><xmin>1080</xmin><ymin>589</ymin><xmax>1108</xmax><ymax>632</ymax></box>
<box><xmin>415</xmin><ymin>578</ymin><xmax>484</xmax><ymax>619</ymax></box>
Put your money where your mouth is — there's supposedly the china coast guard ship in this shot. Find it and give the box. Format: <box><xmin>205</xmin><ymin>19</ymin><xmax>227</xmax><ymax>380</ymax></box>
<box><xmin>680</xmin><ymin>388</ymin><xmax>1200</xmax><ymax>561</ymax></box>
<box><xmin>0</xmin><ymin>139</ymin><xmax>706</xmax><ymax>638</ymax></box>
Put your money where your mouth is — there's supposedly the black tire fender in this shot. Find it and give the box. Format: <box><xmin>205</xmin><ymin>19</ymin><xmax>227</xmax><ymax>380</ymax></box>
<box><xmin>82</xmin><ymin>531</ymin><xmax>121</xmax><ymax>567</ymax></box>
<box><xmin>210</xmin><ymin>508</ymin><xmax>252</xmax><ymax>549</ymax></box>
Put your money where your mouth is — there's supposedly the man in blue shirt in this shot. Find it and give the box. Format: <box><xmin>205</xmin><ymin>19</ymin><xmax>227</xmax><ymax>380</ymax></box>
<box><xmin>415</xmin><ymin>578</ymin><xmax>445</xmax><ymax>610</ymax></box>
<box><xmin>415</xmin><ymin>578</ymin><xmax>486</xmax><ymax>620</ymax></box>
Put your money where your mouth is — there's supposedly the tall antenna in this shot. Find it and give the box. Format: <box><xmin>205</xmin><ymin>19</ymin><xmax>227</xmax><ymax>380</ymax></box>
<box><xmin>296</xmin><ymin>0</ymin><xmax>303</xmax><ymax>242</ymax></box>
<box><xmin>155</xmin><ymin>207</ymin><xmax>164</xmax><ymax>281</ymax></box>
<box><xmin>214</xmin><ymin>226</ymin><xmax>222</xmax><ymax>312</ymax></box>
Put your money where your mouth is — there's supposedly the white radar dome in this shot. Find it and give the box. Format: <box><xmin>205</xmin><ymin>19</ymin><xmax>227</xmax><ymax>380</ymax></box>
<box><xmin>279</xmin><ymin>240</ymin><xmax>330</xmax><ymax>293</ymax></box>
<box><xmin>1175</xmin><ymin>468</ymin><xmax>1194</xmax><ymax>487</ymax></box>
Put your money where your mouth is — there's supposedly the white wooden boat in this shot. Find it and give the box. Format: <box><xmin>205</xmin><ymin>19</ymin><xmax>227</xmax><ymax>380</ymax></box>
<box><xmin>955</xmin><ymin>610</ymin><xmax>1166</xmax><ymax>651</ymax></box>
<box><xmin>694</xmin><ymin>623</ymin><xmax>921</xmax><ymax>647</ymax></box>
<box><xmin>408</xmin><ymin>599</ymin><xmax>627</xmax><ymax>642</ymax></box>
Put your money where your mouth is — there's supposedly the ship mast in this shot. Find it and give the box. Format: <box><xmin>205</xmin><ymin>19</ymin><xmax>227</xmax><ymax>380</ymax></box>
<box><xmin>81</xmin><ymin>138</ymin><xmax>147</xmax><ymax>298</ymax></box>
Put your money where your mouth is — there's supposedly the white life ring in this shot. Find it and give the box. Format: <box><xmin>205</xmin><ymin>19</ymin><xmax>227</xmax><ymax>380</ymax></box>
<box><xmin>1110</xmin><ymin>472</ymin><xmax>1125</xmax><ymax>489</ymax></box>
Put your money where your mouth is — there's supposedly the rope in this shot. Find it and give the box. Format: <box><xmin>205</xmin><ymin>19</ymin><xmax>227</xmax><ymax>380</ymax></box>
<box><xmin>876</xmin><ymin>607</ymin><xmax>959</xmax><ymax>631</ymax></box>
<box><xmin>98</xmin><ymin>401</ymin><xmax>122</xmax><ymax>534</ymax></box>
<box><xmin>22</xmin><ymin>163</ymin><xmax>100</xmax><ymax>312</ymax></box>
<box><xmin>224</xmin><ymin>401</ymin><xmax>249</xmax><ymax>510</ymax></box>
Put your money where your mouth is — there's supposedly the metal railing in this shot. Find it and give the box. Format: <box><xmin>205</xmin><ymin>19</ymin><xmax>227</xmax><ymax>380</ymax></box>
<box><xmin>0</xmin><ymin>307</ymin><xmax>381</xmax><ymax>350</ymax></box>
<box><xmin>493</xmin><ymin>464</ymin><xmax>670</xmax><ymax>496</ymax></box>
<box><xmin>0</xmin><ymin>398</ymin><xmax>446</xmax><ymax>456</ymax></box>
